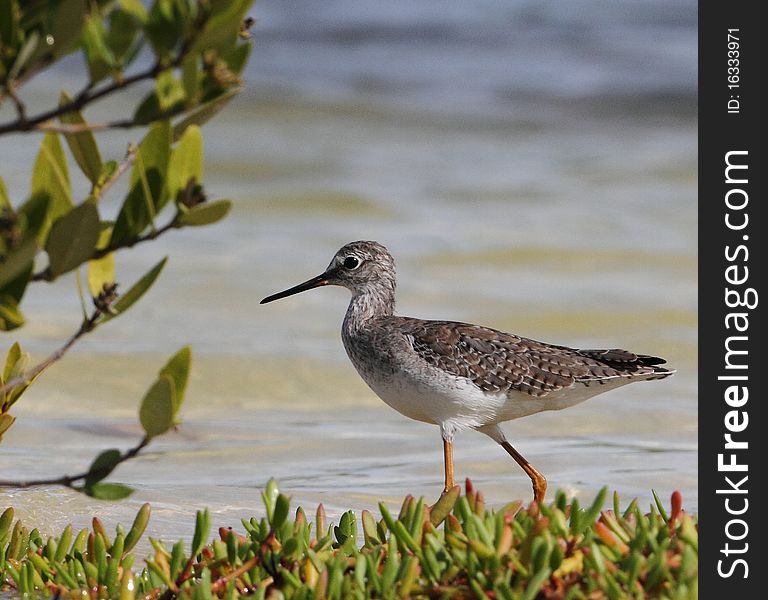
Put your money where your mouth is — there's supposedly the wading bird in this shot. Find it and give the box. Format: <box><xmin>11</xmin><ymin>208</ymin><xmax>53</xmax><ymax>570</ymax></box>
<box><xmin>261</xmin><ymin>241</ymin><xmax>675</xmax><ymax>503</ymax></box>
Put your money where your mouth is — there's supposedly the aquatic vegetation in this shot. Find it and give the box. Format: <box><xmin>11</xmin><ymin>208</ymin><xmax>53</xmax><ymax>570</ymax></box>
<box><xmin>0</xmin><ymin>480</ymin><xmax>697</xmax><ymax>598</ymax></box>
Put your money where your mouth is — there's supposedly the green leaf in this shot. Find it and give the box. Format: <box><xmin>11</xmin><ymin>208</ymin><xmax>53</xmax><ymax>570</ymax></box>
<box><xmin>0</xmin><ymin>263</ymin><xmax>33</xmax><ymax>324</ymax></box>
<box><xmin>112</xmin><ymin>184</ymin><xmax>151</xmax><ymax>242</ymax></box>
<box><xmin>1</xmin><ymin>340</ymin><xmax>33</xmax><ymax>403</ymax></box>
<box><xmin>520</xmin><ymin>567</ymin><xmax>552</xmax><ymax>600</ymax></box>
<box><xmin>119</xmin><ymin>0</ymin><xmax>148</xmax><ymax>21</ymax></box>
<box><xmin>0</xmin><ymin>263</ymin><xmax>31</xmax><ymax>316</ymax></box>
<box><xmin>0</xmin><ymin>297</ymin><xmax>25</xmax><ymax>331</ymax></box>
<box><xmin>139</xmin><ymin>374</ymin><xmax>175</xmax><ymax>438</ymax></box>
<box><xmin>87</xmin><ymin>226</ymin><xmax>115</xmax><ymax>298</ymax></box>
<box><xmin>123</xmin><ymin>503</ymin><xmax>151</xmax><ymax>554</ymax></box>
<box><xmin>7</xmin><ymin>29</ymin><xmax>39</xmax><ymax>81</ymax></box>
<box><xmin>105</xmin><ymin>7</ymin><xmax>142</xmax><ymax>64</ymax></box>
<box><xmin>0</xmin><ymin>413</ymin><xmax>16</xmax><ymax>441</ymax></box>
<box><xmin>2</xmin><ymin>341</ymin><xmax>25</xmax><ymax>384</ymax></box>
<box><xmin>110</xmin><ymin>122</ymin><xmax>171</xmax><ymax>246</ymax></box>
<box><xmin>85</xmin><ymin>449</ymin><xmax>123</xmax><ymax>487</ymax></box>
<box><xmin>59</xmin><ymin>92</ymin><xmax>103</xmax><ymax>186</ymax></box>
<box><xmin>133</xmin><ymin>91</ymin><xmax>162</xmax><ymax>123</ymax></box>
<box><xmin>181</xmin><ymin>55</ymin><xmax>200</xmax><ymax>104</ymax></box>
<box><xmin>172</xmin><ymin>88</ymin><xmax>239</xmax><ymax>141</ymax></box>
<box><xmin>17</xmin><ymin>191</ymin><xmax>51</xmax><ymax>235</ymax></box>
<box><xmin>1</xmin><ymin>341</ymin><xmax>31</xmax><ymax>406</ymax></box>
<box><xmin>429</xmin><ymin>486</ymin><xmax>461</xmax><ymax>526</ymax></box>
<box><xmin>45</xmin><ymin>202</ymin><xmax>100</xmax><ymax>277</ymax></box>
<box><xmin>0</xmin><ymin>237</ymin><xmax>36</xmax><ymax>289</ymax></box>
<box><xmin>81</xmin><ymin>14</ymin><xmax>115</xmax><ymax>84</ymax></box>
<box><xmin>178</xmin><ymin>199</ymin><xmax>231</xmax><ymax>226</ymax></box>
<box><xmin>271</xmin><ymin>494</ymin><xmax>291</xmax><ymax>530</ymax></box>
<box><xmin>31</xmin><ymin>133</ymin><xmax>72</xmax><ymax>239</ymax></box>
<box><xmin>361</xmin><ymin>510</ymin><xmax>380</xmax><ymax>546</ymax></box>
<box><xmin>223</xmin><ymin>42</ymin><xmax>252</xmax><ymax>77</ymax></box>
<box><xmin>85</xmin><ymin>483</ymin><xmax>134</xmax><ymax>501</ymax></box>
<box><xmin>145</xmin><ymin>0</ymin><xmax>189</xmax><ymax>56</ymax></box>
<box><xmin>50</xmin><ymin>0</ymin><xmax>86</xmax><ymax>58</ymax></box>
<box><xmin>167</xmin><ymin>125</ymin><xmax>203</xmax><ymax>199</ymax></box>
<box><xmin>100</xmin><ymin>257</ymin><xmax>167</xmax><ymax>322</ymax></box>
<box><xmin>129</xmin><ymin>122</ymin><xmax>171</xmax><ymax>191</ymax></box>
<box><xmin>133</xmin><ymin>74</ymin><xmax>186</xmax><ymax>123</ymax></box>
<box><xmin>262</xmin><ymin>478</ymin><xmax>279</xmax><ymax>522</ymax></box>
<box><xmin>0</xmin><ymin>1</ymin><xmax>20</xmax><ymax>54</ymax></box>
<box><xmin>159</xmin><ymin>346</ymin><xmax>191</xmax><ymax>415</ymax></box>
<box><xmin>1</xmin><ymin>192</ymin><xmax>48</xmax><ymax>288</ymax></box>
<box><xmin>97</xmin><ymin>160</ymin><xmax>119</xmax><ymax>189</ymax></box>
<box><xmin>87</xmin><ymin>252</ymin><xmax>115</xmax><ymax>298</ymax></box>
<box><xmin>191</xmin><ymin>509</ymin><xmax>210</xmax><ymax>556</ymax></box>
<box><xmin>191</xmin><ymin>0</ymin><xmax>252</xmax><ymax>54</ymax></box>
<box><xmin>0</xmin><ymin>176</ymin><xmax>10</xmax><ymax>209</ymax></box>
<box><xmin>155</xmin><ymin>69</ymin><xmax>186</xmax><ymax>112</ymax></box>
<box><xmin>54</xmin><ymin>525</ymin><xmax>73</xmax><ymax>562</ymax></box>
<box><xmin>651</xmin><ymin>489</ymin><xmax>669</xmax><ymax>523</ymax></box>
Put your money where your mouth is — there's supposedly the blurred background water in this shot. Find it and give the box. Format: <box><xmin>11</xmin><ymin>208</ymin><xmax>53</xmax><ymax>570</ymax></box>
<box><xmin>1</xmin><ymin>0</ymin><xmax>696</xmax><ymax>544</ymax></box>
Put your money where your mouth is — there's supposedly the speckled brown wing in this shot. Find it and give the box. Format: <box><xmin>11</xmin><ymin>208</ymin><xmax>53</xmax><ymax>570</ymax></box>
<box><xmin>396</xmin><ymin>319</ymin><xmax>673</xmax><ymax>397</ymax></box>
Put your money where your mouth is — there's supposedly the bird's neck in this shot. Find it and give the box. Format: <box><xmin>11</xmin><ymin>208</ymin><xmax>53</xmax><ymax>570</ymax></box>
<box><xmin>343</xmin><ymin>285</ymin><xmax>395</xmax><ymax>332</ymax></box>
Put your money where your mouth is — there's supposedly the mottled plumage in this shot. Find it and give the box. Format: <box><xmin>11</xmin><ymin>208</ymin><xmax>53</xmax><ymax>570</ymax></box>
<box><xmin>403</xmin><ymin>320</ymin><xmax>671</xmax><ymax>394</ymax></box>
<box><xmin>261</xmin><ymin>241</ymin><xmax>675</xmax><ymax>503</ymax></box>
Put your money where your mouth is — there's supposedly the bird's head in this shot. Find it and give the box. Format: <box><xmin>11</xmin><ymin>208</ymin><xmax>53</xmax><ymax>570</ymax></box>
<box><xmin>260</xmin><ymin>241</ymin><xmax>396</xmax><ymax>304</ymax></box>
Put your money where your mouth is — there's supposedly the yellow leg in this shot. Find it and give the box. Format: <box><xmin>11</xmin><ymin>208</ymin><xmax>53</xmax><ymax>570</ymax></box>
<box><xmin>501</xmin><ymin>441</ymin><xmax>547</xmax><ymax>504</ymax></box>
<box><xmin>443</xmin><ymin>438</ymin><xmax>455</xmax><ymax>491</ymax></box>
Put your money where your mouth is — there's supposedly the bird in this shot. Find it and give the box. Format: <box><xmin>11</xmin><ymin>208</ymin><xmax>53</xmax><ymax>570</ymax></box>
<box><xmin>260</xmin><ymin>241</ymin><xmax>675</xmax><ymax>503</ymax></box>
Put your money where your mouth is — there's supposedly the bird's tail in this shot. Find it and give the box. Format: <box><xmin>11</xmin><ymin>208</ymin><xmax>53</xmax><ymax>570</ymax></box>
<box><xmin>578</xmin><ymin>349</ymin><xmax>676</xmax><ymax>380</ymax></box>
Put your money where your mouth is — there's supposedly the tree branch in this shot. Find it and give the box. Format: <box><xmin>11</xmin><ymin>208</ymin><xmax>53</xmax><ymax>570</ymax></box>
<box><xmin>0</xmin><ymin>62</ymin><xmax>167</xmax><ymax>135</ymax></box>
<box><xmin>0</xmin><ymin>3</ymin><xmax>218</xmax><ymax>137</ymax></box>
<box><xmin>0</xmin><ymin>52</ymin><xmax>57</xmax><ymax>100</ymax></box>
<box><xmin>30</xmin><ymin>219</ymin><xmax>179</xmax><ymax>282</ymax></box>
<box><xmin>96</xmin><ymin>219</ymin><xmax>179</xmax><ymax>258</ymax></box>
<box><xmin>0</xmin><ymin>307</ymin><xmax>102</xmax><ymax>396</ymax></box>
<box><xmin>35</xmin><ymin>104</ymin><xmax>190</xmax><ymax>134</ymax></box>
<box><xmin>0</xmin><ymin>435</ymin><xmax>150</xmax><ymax>489</ymax></box>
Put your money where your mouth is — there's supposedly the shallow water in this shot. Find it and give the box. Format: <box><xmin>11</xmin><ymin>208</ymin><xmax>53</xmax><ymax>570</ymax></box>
<box><xmin>1</xmin><ymin>0</ymin><xmax>696</xmax><ymax>548</ymax></box>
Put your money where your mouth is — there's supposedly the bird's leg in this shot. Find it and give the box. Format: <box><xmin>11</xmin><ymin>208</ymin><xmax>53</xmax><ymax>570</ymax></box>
<box><xmin>443</xmin><ymin>437</ymin><xmax>455</xmax><ymax>491</ymax></box>
<box><xmin>500</xmin><ymin>441</ymin><xmax>547</xmax><ymax>504</ymax></box>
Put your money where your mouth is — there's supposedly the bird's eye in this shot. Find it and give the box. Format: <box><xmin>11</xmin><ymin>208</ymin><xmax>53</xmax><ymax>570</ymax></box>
<box><xmin>343</xmin><ymin>256</ymin><xmax>360</xmax><ymax>269</ymax></box>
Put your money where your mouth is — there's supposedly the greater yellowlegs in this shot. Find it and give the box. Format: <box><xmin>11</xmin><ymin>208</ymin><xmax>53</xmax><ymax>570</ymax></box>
<box><xmin>260</xmin><ymin>241</ymin><xmax>675</xmax><ymax>503</ymax></box>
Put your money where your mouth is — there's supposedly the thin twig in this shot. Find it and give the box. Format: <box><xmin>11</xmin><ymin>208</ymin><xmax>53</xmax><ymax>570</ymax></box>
<box><xmin>0</xmin><ymin>62</ymin><xmax>164</xmax><ymax>135</ymax></box>
<box><xmin>36</xmin><ymin>120</ymin><xmax>140</xmax><ymax>134</ymax></box>
<box><xmin>98</xmin><ymin>143</ymin><xmax>139</xmax><ymax>199</ymax></box>
<box><xmin>0</xmin><ymin>3</ymin><xmax>218</xmax><ymax>137</ymax></box>
<box><xmin>30</xmin><ymin>219</ymin><xmax>179</xmax><ymax>282</ymax></box>
<box><xmin>0</xmin><ymin>435</ymin><xmax>150</xmax><ymax>489</ymax></box>
<box><xmin>96</xmin><ymin>220</ymin><xmax>179</xmax><ymax>258</ymax></box>
<box><xmin>36</xmin><ymin>104</ymin><xmax>189</xmax><ymax>134</ymax></box>
<box><xmin>3</xmin><ymin>84</ymin><xmax>27</xmax><ymax>123</ymax></box>
<box><xmin>0</xmin><ymin>48</ymin><xmax>191</xmax><ymax>137</ymax></box>
<box><xmin>0</xmin><ymin>308</ymin><xmax>101</xmax><ymax>396</ymax></box>
<box><xmin>0</xmin><ymin>53</ymin><xmax>57</xmax><ymax>97</ymax></box>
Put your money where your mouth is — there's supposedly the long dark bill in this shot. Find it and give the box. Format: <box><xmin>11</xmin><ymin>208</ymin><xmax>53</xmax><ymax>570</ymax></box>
<box><xmin>260</xmin><ymin>274</ymin><xmax>329</xmax><ymax>304</ymax></box>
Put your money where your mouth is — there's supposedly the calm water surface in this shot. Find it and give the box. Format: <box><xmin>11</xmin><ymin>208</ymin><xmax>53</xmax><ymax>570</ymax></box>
<box><xmin>1</xmin><ymin>0</ymin><xmax>696</xmax><ymax>547</ymax></box>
